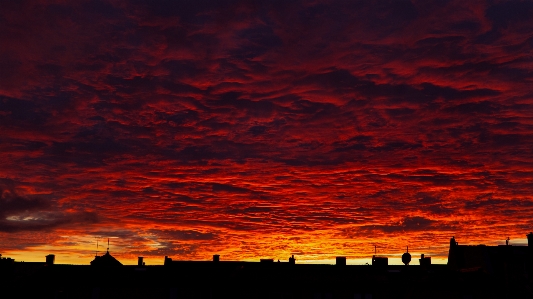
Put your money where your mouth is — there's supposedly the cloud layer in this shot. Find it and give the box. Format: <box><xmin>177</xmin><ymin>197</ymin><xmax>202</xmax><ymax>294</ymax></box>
<box><xmin>1</xmin><ymin>0</ymin><xmax>532</xmax><ymax>264</ymax></box>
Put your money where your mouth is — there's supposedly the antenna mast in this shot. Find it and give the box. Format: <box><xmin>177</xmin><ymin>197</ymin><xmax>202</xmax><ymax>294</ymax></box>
<box><xmin>107</xmin><ymin>238</ymin><xmax>110</xmax><ymax>252</ymax></box>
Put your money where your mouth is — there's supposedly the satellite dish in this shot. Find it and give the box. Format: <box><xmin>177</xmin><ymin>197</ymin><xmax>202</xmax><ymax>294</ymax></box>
<box><xmin>402</xmin><ymin>246</ymin><xmax>411</xmax><ymax>265</ymax></box>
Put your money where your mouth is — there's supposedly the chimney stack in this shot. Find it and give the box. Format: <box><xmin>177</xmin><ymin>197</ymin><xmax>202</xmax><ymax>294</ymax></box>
<box><xmin>138</xmin><ymin>256</ymin><xmax>144</xmax><ymax>266</ymax></box>
<box><xmin>527</xmin><ymin>232</ymin><xmax>533</xmax><ymax>247</ymax></box>
<box><xmin>289</xmin><ymin>255</ymin><xmax>295</xmax><ymax>265</ymax></box>
<box><xmin>450</xmin><ymin>236</ymin><xmax>457</xmax><ymax>247</ymax></box>
<box><xmin>164</xmin><ymin>256</ymin><xmax>172</xmax><ymax>266</ymax></box>
<box><xmin>45</xmin><ymin>254</ymin><xmax>55</xmax><ymax>266</ymax></box>
<box><xmin>336</xmin><ymin>256</ymin><xmax>346</xmax><ymax>266</ymax></box>
<box><xmin>372</xmin><ymin>256</ymin><xmax>388</xmax><ymax>267</ymax></box>
<box><xmin>213</xmin><ymin>254</ymin><xmax>220</xmax><ymax>262</ymax></box>
<box><xmin>419</xmin><ymin>254</ymin><xmax>431</xmax><ymax>266</ymax></box>
<box><xmin>260</xmin><ymin>259</ymin><xmax>274</xmax><ymax>263</ymax></box>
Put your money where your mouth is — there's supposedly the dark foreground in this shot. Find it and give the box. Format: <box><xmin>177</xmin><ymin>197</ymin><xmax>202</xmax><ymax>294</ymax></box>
<box><xmin>1</xmin><ymin>261</ymin><xmax>533</xmax><ymax>299</ymax></box>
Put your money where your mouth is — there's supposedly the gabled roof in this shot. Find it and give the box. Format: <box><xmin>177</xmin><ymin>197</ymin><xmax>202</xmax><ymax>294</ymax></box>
<box><xmin>90</xmin><ymin>251</ymin><xmax>123</xmax><ymax>266</ymax></box>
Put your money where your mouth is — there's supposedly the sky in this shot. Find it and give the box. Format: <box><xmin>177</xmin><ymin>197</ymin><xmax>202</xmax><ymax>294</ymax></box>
<box><xmin>1</xmin><ymin>0</ymin><xmax>532</xmax><ymax>265</ymax></box>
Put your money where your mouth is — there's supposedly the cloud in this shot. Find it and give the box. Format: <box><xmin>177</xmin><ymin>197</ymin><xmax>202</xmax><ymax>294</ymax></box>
<box><xmin>0</xmin><ymin>182</ymin><xmax>49</xmax><ymax>214</ymax></box>
<box><xmin>0</xmin><ymin>0</ymin><xmax>532</xmax><ymax>263</ymax></box>
<box><xmin>0</xmin><ymin>180</ymin><xmax>98</xmax><ymax>232</ymax></box>
<box><xmin>0</xmin><ymin>211</ymin><xmax>98</xmax><ymax>233</ymax></box>
<box><xmin>363</xmin><ymin>216</ymin><xmax>456</xmax><ymax>233</ymax></box>
<box><xmin>159</xmin><ymin>230</ymin><xmax>218</xmax><ymax>241</ymax></box>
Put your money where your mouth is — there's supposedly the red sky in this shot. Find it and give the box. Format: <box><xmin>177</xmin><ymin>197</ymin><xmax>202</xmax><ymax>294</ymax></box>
<box><xmin>1</xmin><ymin>0</ymin><xmax>532</xmax><ymax>265</ymax></box>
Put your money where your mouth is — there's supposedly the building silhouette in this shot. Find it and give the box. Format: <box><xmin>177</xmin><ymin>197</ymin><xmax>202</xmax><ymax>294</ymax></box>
<box><xmin>90</xmin><ymin>250</ymin><xmax>123</xmax><ymax>266</ymax></box>
<box><xmin>90</xmin><ymin>238</ymin><xmax>123</xmax><ymax>266</ymax></box>
<box><xmin>448</xmin><ymin>234</ymin><xmax>533</xmax><ymax>273</ymax></box>
<box><xmin>1</xmin><ymin>233</ymin><xmax>532</xmax><ymax>298</ymax></box>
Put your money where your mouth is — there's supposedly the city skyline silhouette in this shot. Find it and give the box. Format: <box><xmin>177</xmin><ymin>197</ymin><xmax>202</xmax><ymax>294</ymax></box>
<box><xmin>2</xmin><ymin>234</ymin><xmax>533</xmax><ymax>298</ymax></box>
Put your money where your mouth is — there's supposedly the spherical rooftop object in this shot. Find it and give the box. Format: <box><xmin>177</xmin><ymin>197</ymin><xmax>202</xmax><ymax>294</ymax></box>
<box><xmin>402</xmin><ymin>252</ymin><xmax>411</xmax><ymax>265</ymax></box>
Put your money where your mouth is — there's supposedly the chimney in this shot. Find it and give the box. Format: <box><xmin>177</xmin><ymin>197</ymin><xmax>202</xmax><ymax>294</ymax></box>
<box><xmin>527</xmin><ymin>232</ymin><xmax>533</xmax><ymax>247</ymax></box>
<box><xmin>213</xmin><ymin>254</ymin><xmax>220</xmax><ymax>262</ymax></box>
<box><xmin>336</xmin><ymin>256</ymin><xmax>346</xmax><ymax>266</ymax></box>
<box><xmin>164</xmin><ymin>256</ymin><xmax>172</xmax><ymax>266</ymax></box>
<box><xmin>372</xmin><ymin>256</ymin><xmax>388</xmax><ymax>267</ymax></box>
<box><xmin>419</xmin><ymin>254</ymin><xmax>431</xmax><ymax>266</ymax></box>
<box><xmin>450</xmin><ymin>236</ymin><xmax>457</xmax><ymax>247</ymax></box>
<box><xmin>289</xmin><ymin>255</ymin><xmax>295</xmax><ymax>265</ymax></box>
<box><xmin>260</xmin><ymin>259</ymin><xmax>274</xmax><ymax>263</ymax></box>
<box><xmin>45</xmin><ymin>254</ymin><xmax>55</xmax><ymax>266</ymax></box>
<box><xmin>138</xmin><ymin>257</ymin><xmax>144</xmax><ymax>266</ymax></box>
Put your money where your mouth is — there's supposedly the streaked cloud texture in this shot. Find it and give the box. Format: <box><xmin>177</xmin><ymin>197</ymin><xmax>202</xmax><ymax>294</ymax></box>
<box><xmin>1</xmin><ymin>0</ymin><xmax>532</xmax><ymax>264</ymax></box>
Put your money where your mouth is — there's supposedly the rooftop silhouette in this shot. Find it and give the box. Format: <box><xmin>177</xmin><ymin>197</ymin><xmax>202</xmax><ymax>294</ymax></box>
<box><xmin>1</xmin><ymin>233</ymin><xmax>533</xmax><ymax>298</ymax></box>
